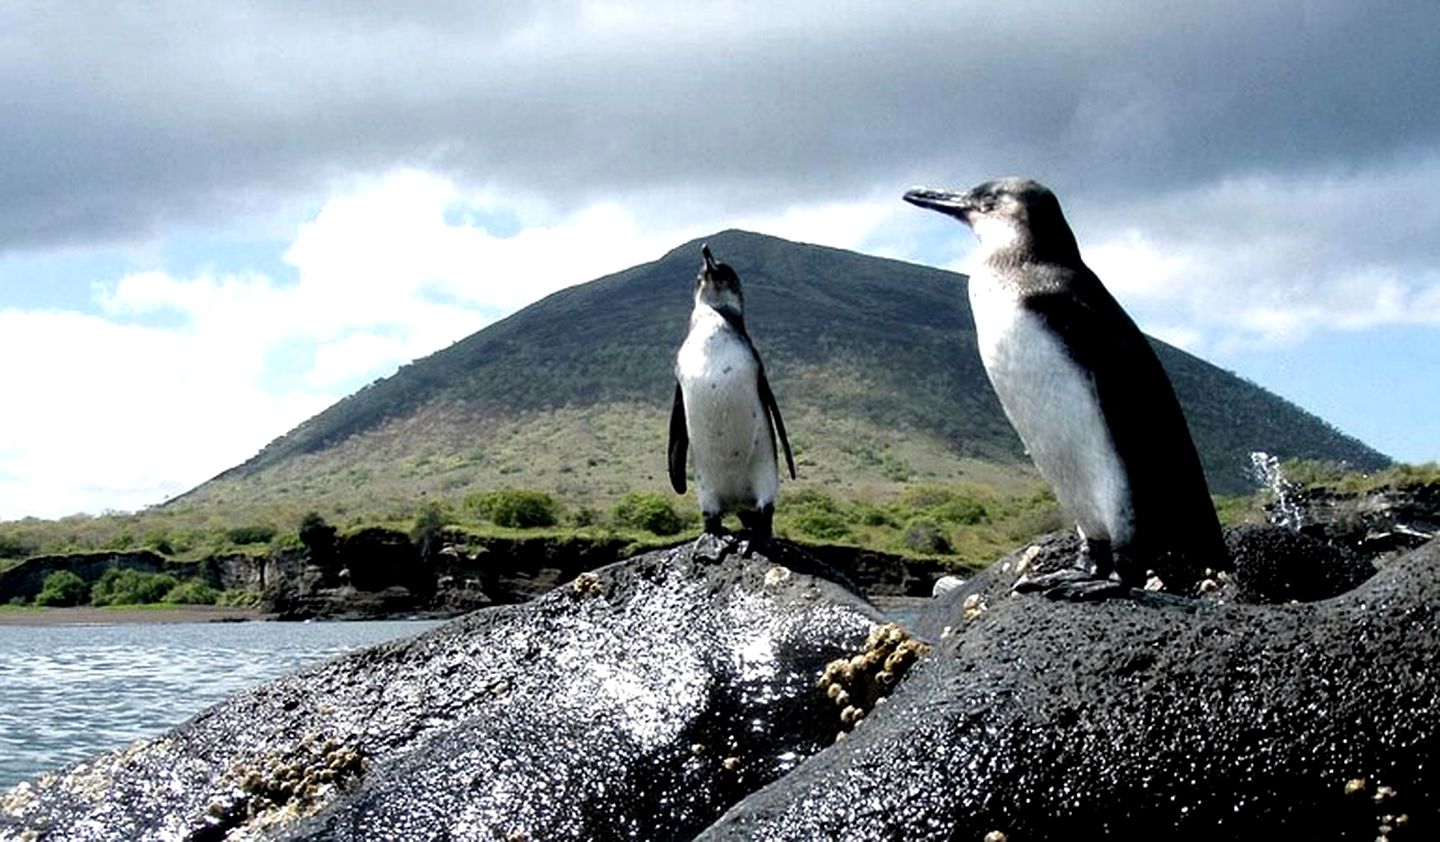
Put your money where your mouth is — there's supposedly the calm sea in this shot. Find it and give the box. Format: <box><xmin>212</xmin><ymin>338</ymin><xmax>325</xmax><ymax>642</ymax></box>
<box><xmin>0</xmin><ymin>619</ymin><xmax>441</xmax><ymax>790</ymax></box>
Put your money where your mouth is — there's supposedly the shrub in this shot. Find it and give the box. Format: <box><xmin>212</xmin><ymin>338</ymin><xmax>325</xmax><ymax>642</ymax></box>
<box><xmin>465</xmin><ymin>490</ymin><xmax>560</xmax><ymax>529</ymax></box>
<box><xmin>851</xmin><ymin>502</ymin><xmax>896</xmax><ymax>528</ymax></box>
<box><xmin>410</xmin><ymin>501</ymin><xmax>452</xmax><ymax>544</ymax></box>
<box><xmin>162</xmin><ymin>580</ymin><xmax>220</xmax><ymax>605</ymax></box>
<box><xmin>785</xmin><ymin>490</ymin><xmax>851</xmax><ymax>541</ymax></box>
<box><xmin>611</xmin><ymin>493</ymin><xmax>686</xmax><ymax>536</ymax></box>
<box><xmin>0</xmin><ymin>533</ymin><xmax>38</xmax><ymax>559</ymax></box>
<box><xmin>35</xmin><ymin>570</ymin><xmax>89</xmax><ymax>607</ymax></box>
<box><xmin>901</xmin><ymin>518</ymin><xmax>952</xmax><ymax>555</ymax></box>
<box><xmin>299</xmin><ymin>512</ymin><xmax>338</xmax><ymax>556</ymax></box>
<box><xmin>898</xmin><ymin>486</ymin><xmax>988</xmax><ymax>526</ymax></box>
<box><xmin>227</xmin><ymin>524</ymin><xmax>278</xmax><ymax>545</ymax></box>
<box><xmin>91</xmin><ymin>568</ymin><xmax>179</xmax><ymax>606</ymax></box>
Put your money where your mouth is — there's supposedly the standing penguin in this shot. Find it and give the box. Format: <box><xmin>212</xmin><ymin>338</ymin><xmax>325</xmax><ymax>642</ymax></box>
<box><xmin>669</xmin><ymin>244</ymin><xmax>796</xmax><ymax>542</ymax></box>
<box><xmin>903</xmin><ymin>178</ymin><xmax>1224</xmax><ymax>599</ymax></box>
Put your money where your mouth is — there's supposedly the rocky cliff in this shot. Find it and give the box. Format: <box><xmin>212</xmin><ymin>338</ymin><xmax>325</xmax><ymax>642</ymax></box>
<box><xmin>0</xmin><ymin>531</ymin><xmax>952</xmax><ymax>619</ymax></box>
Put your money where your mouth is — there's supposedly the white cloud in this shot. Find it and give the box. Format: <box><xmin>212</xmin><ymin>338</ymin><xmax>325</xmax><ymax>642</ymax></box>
<box><xmin>0</xmin><ymin>307</ymin><xmax>330</xmax><ymax>518</ymax></box>
<box><xmin>0</xmin><ymin>170</ymin><xmax>781</xmax><ymax>518</ymax></box>
<box><xmin>1072</xmin><ymin>157</ymin><xmax>1440</xmax><ymax>354</ymax></box>
<box><xmin>0</xmin><ymin>167</ymin><xmax>925</xmax><ymax>519</ymax></box>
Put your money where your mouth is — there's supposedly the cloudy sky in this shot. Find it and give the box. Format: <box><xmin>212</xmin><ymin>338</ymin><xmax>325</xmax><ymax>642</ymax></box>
<box><xmin>1</xmin><ymin>1</ymin><xmax>1437</xmax><ymax>519</ymax></box>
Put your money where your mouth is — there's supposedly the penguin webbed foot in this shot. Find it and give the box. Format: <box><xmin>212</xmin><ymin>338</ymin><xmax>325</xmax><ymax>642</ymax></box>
<box><xmin>1011</xmin><ymin>535</ymin><xmax>1133</xmax><ymax>601</ymax></box>
<box><xmin>693</xmin><ymin>530</ymin><xmax>740</xmax><ymax>561</ymax></box>
<box><xmin>1012</xmin><ymin>568</ymin><xmax>1132</xmax><ymax>601</ymax></box>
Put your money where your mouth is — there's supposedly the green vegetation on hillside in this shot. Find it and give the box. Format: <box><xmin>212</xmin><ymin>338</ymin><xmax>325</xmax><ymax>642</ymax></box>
<box><xmin>4</xmin><ymin>455</ymin><xmax>1430</xmax><ymax>614</ymax></box>
<box><xmin>1271</xmin><ymin>460</ymin><xmax>1440</xmax><ymax>493</ymax></box>
<box><xmin>169</xmin><ymin>230</ymin><xmax>1387</xmax><ymax>520</ymax></box>
<box><xmin>0</xmin><ymin>464</ymin><xmax>1311</xmax><ymax>582</ymax></box>
<box><xmin>2</xmin><ymin>231</ymin><xmax>1385</xmax><ymax>608</ymax></box>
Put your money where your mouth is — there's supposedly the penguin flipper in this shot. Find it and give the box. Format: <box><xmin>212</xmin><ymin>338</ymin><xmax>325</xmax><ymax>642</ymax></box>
<box><xmin>667</xmin><ymin>381</ymin><xmax>688</xmax><ymax>494</ymax></box>
<box><xmin>758</xmin><ymin>371</ymin><xmax>797</xmax><ymax>480</ymax></box>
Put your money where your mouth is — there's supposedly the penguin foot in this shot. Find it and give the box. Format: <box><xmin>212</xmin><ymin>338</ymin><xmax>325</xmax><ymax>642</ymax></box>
<box><xmin>1012</xmin><ymin>568</ymin><xmax>1131</xmax><ymax>601</ymax></box>
<box><xmin>693</xmin><ymin>531</ymin><xmax>739</xmax><ymax>562</ymax></box>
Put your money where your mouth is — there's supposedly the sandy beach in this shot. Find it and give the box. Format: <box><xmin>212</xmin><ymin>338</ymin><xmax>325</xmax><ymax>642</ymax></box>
<box><xmin>0</xmin><ymin>605</ymin><xmax>265</xmax><ymax>626</ymax></box>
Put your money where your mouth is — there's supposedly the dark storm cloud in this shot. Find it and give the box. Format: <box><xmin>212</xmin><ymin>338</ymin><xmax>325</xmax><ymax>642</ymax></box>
<box><xmin>2</xmin><ymin>0</ymin><xmax>1437</xmax><ymax>250</ymax></box>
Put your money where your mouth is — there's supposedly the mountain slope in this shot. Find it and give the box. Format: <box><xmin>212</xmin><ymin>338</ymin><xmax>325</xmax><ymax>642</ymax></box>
<box><xmin>177</xmin><ymin>230</ymin><xmax>1388</xmax><ymax>510</ymax></box>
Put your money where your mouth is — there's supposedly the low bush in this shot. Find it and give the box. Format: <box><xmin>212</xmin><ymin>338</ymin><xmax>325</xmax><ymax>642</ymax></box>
<box><xmin>91</xmin><ymin>568</ymin><xmax>178</xmax><ymax>606</ymax></box>
<box><xmin>898</xmin><ymin>486</ymin><xmax>988</xmax><ymax>526</ymax></box>
<box><xmin>465</xmin><ymin>490</ymin><xmax>561</xmax><ymax>529</ymax></box>
<box><xmin>162</xmin><ymin>580</ymin><xmax>220</xmax><ymax>605</ymax></box>
<box><xmin>901</xmin><ymin>518</ymin><xmax>952</xmax><ymax>555</ymax></box>
<box><xmin>410</xmin><ymin>501</ymin><xmax>453</xmax><ymax>545</ymax></box>
<box><xmin>299</xmin><ymin>512</ymin><xmax>338</xmax><ymax>555</ymax></box>
<box><xmin>227</xmin><ymin>524</ymin><xmax>278</xmax><ymax>545</ymax></box>
<box><xmin>35</xmin><ymin>570</ymin><xmax>89</xmax><ymax>607</ymax></box>
<box><xmin>611</xmin><ymin>493</ymin><xmax>686</xmax><ymax>536</ymax></box>
<box><xmin>785</xmin><ymin>490</ymin><xmax>851</xmax><ymax>541</ymax></box>
<box><xmin>0</xmin><ymin>533</ymin><xmax>38</xmax><ymax>560</ymax></box>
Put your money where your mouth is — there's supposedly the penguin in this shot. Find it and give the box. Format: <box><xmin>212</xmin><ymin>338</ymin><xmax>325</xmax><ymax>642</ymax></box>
<box><xmin>903</xmin><ymin>178</ymin><xmax>1225</xmax><ymax>599</ymax></box>
<box><xmin>668</xmin><ymin>244</ymin><xmax>796</xmax><ymax>542</ymax></box>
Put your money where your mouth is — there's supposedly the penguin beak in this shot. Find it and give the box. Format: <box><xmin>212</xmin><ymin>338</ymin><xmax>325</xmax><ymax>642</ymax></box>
<box><xmin>903</xmin><ymin>187</ymin><xmax>975</xmax><ymax>222</ymax></box>
<box><xmin>702</xmin><ymin>245</ymin><xmax>717</xmax><ymax>273</ymax></box>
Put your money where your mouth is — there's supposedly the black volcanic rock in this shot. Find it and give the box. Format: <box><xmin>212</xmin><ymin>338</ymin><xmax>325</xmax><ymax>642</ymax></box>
<box><xmin>1224</xmin><ymin>523</ymin><xmax>1377</xmax><ymax>603</ymax></box>
<box><xmin>0</xmin><ymin>538</ymin><xmax>882</xmax><ymax>840</ymax></box>
<box><xmin>5</xmin><ymin>531</ymin><xmax>1437</xmax><ymax>840</ymax></box>
<box><xmin>701</xmin><ymin>537</ymin><xmax>1440</xmax><ymax>841</ymax></box>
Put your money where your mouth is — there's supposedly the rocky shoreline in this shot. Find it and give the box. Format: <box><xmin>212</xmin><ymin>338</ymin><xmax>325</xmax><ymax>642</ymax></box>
<box><xmin>0</xmin><ymin>605</ymin><xmax>263</xmax><ymax>626</ymax></box>
<box><xmin>3</xmin><ymin>524</ymin><xmax>1436</xmax><ymax>839</ymax></box>
<box><xmin>0</xmin><ymin>531</ymin><xmax>955</xmax><ymax>622</ymax></box>
<box><xmin>2</xmin><ymin>480</ymin><xmax>1437</xmax><ymax>838</ymax></box>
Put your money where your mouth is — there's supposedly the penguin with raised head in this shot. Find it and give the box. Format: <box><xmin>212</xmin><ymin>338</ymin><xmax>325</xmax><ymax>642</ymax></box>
<box><xmin>669</xmin><ymin>245</ymin><xmax>796</xmax><ymax>543</ymax></box>
<box><xmin>903</xmin><ymin>178</ymin><xmax>1225</xmax><ymax>599</ymax></box>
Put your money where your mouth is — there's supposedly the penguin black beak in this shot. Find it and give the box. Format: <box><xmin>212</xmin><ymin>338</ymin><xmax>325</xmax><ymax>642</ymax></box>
<box><xmin>702</xmin><ymin>245</ymin><xmax>717</xmax><ymax>272</ymax></box>
<box><xmin>903</xmin><ymin>187</ymin><xmax>974</xmax><ymax>221</ymax></box>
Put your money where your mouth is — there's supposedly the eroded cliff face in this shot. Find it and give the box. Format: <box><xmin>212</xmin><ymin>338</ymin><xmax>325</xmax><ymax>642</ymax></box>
<box><xmin>0</xmin><ymin>530</ymin><xmax>953</xmax><ymax>619</ymax></box>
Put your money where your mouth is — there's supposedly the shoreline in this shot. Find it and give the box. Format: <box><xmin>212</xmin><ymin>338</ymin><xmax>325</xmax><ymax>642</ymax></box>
<box><xmin>0</xmin><ymin>605</ymin><xmax>266</xmax><ymax>626</ymax></box>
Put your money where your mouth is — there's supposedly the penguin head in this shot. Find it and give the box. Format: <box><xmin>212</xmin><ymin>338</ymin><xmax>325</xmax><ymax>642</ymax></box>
<box><xmin>904</xmin><ymin>178</ymin><xmax>1079</xmax><ymax>263</ymax></box>
<box><xmin>695</xmin><ymin>244</ymin><xmax>745</xmax><ymax>318</ymax></box>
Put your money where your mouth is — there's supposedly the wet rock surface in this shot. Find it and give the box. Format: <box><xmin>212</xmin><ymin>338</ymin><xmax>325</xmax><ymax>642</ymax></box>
<box><xmin>0</xmin><ymin>538</ymin><xmax>881</xmax><ymax>840</ymax></box>
<box><xmin>702</xmin><ymin>534</ymin><xmax>1440</xmax><ymax>841</ymax></box>
<box><xmin>5</xmin><ymin>523</ymin><xmax>1439</xmax><ymax>840</ymax></box>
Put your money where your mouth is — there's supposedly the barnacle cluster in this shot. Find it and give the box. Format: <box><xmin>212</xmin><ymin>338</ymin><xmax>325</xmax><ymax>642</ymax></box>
<box><xmin>214</xmin><ymin>733</ymin><xmax>366</xmax><ymax>828</ymax></box>
<box><xmin>571</xmin><ymin>571</ymin><xmax>603</xmax><ymax>597</ymax></box>
<box><xmin>817</xmin><ymin>622</ymin><xmax>931</xmax><ymax>735</ymax></box>
<box><xmin>1344</xmin><ymin>777</ymin><xmax>1410</xmax><ymax>841</ymax></box>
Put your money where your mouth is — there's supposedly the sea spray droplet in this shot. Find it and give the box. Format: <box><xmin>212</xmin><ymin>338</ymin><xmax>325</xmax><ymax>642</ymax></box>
<box><xmin>1249</xmin><ymin>451</ymin><xmax>1307</xmax><ymax>529</ymax></box>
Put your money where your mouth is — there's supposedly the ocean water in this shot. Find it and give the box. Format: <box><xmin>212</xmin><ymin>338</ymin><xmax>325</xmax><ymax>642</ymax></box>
<box><xmin>0</xmin><ymin>619</ymin><xmax>440</xmax><ymax>790</ymax></box>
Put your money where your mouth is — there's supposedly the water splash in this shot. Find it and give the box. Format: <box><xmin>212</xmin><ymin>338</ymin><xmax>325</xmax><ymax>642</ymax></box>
<box><xmin>1249</xmin><ymin>451</ymin><xmax>1306</xmax><ymax>529</ymax></box>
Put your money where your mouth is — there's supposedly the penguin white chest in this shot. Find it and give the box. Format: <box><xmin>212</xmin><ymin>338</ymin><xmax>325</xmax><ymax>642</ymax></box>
<box><xmin>967</xmin><ymin>271</ymin><xmax>1133</xmax><ymax>543</ymax></box>
<box><xmin>675</xmin><ymin>310</ymin><xmax>776</xmax><ymax>510</ymax></box>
